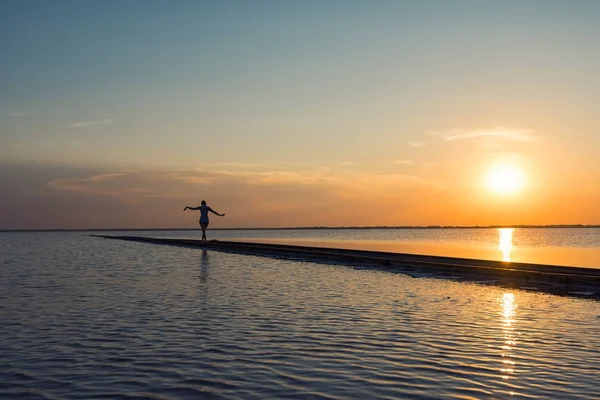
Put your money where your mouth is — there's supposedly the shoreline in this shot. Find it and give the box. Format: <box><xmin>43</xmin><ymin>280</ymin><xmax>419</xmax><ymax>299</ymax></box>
<box><xmin>92</xmin><ymin>235</ymin><xmax>600</xmax><ymax>300</ymax></box>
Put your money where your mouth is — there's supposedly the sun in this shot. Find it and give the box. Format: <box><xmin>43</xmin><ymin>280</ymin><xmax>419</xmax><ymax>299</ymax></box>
<box><xmin>486</xmin><ymin>163</ymin><xmax>524</xmax><ymax>194</ymax></box>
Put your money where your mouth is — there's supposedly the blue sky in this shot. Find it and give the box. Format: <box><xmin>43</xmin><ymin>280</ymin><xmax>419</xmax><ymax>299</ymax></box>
<box><xmin>2</xmin><ymin>1</ymin><xmax>600</xmax><ymax>228</ymax></box>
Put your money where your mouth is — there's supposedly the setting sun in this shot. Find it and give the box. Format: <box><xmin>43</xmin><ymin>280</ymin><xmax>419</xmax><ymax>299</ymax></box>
<box><xmin>486</xmin><ymin>164</ymin><xmax>525</xmax><ymax>194</ymax></box>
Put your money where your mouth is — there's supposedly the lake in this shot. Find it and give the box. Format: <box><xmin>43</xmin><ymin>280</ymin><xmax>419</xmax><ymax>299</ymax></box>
<box><xmin>151</xmin><ymin>227</ymin><xmax>600</xmax><ymax>268</ymax></box>
<box><xmin>1</xmin><ymin>230</ymin><xmax>600</xmax><ymax>399</ymax></box>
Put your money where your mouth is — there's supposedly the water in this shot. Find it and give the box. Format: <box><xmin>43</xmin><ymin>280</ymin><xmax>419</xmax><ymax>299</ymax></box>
<box><xmin>149</xmin><ymin>227</ymin><xmax>600</xmax><ymax>268</ymax></box>
<box><xmin>145</xmin><ymin>226</ymin><xmax>600</xmax><ymax>248</ymax></box>
<box><xmin>1</xmin><ymin>231</ymin><xmax>600</xmax><ymax>399</ymax></box>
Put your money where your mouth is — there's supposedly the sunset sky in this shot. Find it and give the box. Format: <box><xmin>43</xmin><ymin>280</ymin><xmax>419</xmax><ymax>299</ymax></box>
<box><xmin>2</xmin><ymin>0</ymin><xmax>600</xmax><ymax>229</ymax></box>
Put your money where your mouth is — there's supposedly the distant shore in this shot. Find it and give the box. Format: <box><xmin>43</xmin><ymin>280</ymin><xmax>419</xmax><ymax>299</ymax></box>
<box><xmin>2</xmin><ymin>224</ymin><xmax>600</xmax><ymax>233</ymax></box>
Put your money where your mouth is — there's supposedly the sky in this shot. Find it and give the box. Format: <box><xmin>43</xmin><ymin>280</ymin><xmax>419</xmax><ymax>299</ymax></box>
<box><xmin>2</xmin><ymin>0</ymin><xmax>600</xmax><ymax>229</ymax></box>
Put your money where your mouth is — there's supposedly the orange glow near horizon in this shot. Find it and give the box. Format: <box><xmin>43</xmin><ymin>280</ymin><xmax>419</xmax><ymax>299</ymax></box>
<box><xmin>3</xmin><ymin>157</ymin><xmax>600</xmax><ymax>230</ymax></box>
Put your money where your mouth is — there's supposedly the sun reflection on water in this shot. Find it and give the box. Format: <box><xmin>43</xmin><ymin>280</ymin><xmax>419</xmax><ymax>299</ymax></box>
<box><xmin>498</xmin><ymin>228</ymin><xmax>514</xmax><ymax>262</ymax></box>
<box><xmin>500</xmin><ymin>293</ymin><xmax>517</xmax><ymax>380</ymax></box>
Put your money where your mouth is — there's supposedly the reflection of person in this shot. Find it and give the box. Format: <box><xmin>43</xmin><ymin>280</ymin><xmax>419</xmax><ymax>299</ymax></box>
<box><xmin>183</xmin><ymin>200</ymin><xmax>225</xmax><ymax>242</ymax></box>
<box><xmin>199</xmin><ymin>250</ymin><xmax>209</xmax><ymax>284</ymax></box>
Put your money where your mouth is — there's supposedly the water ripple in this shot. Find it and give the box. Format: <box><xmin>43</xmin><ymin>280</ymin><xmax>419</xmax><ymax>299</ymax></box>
<box><xmin>1</xmin><ymin>232</ymin><xmax>600</xmax><ymax>399</ymax></box>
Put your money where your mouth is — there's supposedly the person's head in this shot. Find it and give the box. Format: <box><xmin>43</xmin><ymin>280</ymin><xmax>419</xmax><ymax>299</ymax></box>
<box><xmin>201</xmin><ymin>200</ymin><xmax>206</xmax><ymax>206</ymax></box>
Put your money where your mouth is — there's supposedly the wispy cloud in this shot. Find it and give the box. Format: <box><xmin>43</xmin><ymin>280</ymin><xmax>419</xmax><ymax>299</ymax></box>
<box><xmin>88</xmin><ymin>173</ymin><xmax>125</xmax><ymax>181</ymax></box>
<box><xmin>207</xmin><ymin>162</ymin><xmax>273</xmax><ymax>169</ymax></box>
<box><xmin>409</xmin><ymin>141</ymin><xmax>427</xmax><ymax>148</ymax></box>
<box><xmin>430</xmin><ymin>127</ymin><xmax>539</xmax><ymax>142</ymax></box>
<box><xmin>71</xmin><ymin>119</ymin><xmax>113</xmax><ymax>128</ymax></box>
<box><xmin>338</xmin><ymin>161</ymin><xmax>355</xmax><ymax>167</ymax></box>
<box><xmin>392</xmin><ymin>160</ymin><xmax>413</xmax><ymax>165</ymax></box>
<box><xmin>9</xmin><ymin>112</ymin><xmax>32</xmax><ymax>117</ymax></box>
<box><xmin>45</xmin><ymin>168</ymin><xmax>433</xmax><ymax>201</ymax></box>
<box><xmin>45</xmin><ymin>172</ymin><xmax>165</xmax><ymax>198</ymax></box>
<box><xmin>205</xmin><ymin>161</ymin><xmax>309</xmax><ymax>170</ymax></box>
<box><xmin>7</xmin><ymin>164</ymin><xmax>460</xmax><ymax>228</ymax></box>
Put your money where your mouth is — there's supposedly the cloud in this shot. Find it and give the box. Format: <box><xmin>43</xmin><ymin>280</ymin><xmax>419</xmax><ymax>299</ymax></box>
<box><xmin>204</xmin><ymin>161</ymin><xmax>310</xmax><ymax>171</ymax></box>
<box><xmin>45</xmin><ymin>168</ymin><xmax>436</xmax><ymax>197</ymax></box>
<box><xmin>9</xmin><ymin>112</ymin><xmax>32</xmax><ymax>117</ymax></box>
<box><xmin>88</xmin><ymin>173</ymin><xmax>126</xmax><ymax>181</ymax></box>
<box><xmin>409</xmin><ymin>141</ymin><xmax>427</xmax><ymax>148</ymax></box>
<box><xmin>206</xmin><ymin>162</ymin><xmax>273</xmax><ymax>169</ymax></box>
<box><xmin>338</xmin><ymin>161</ymin><xmax>355</xmax><ymax>167</ymax></box>
<box><xmin>430</xmin><ymin>127</ymin><xmax>539</xmax><ymax>142</ymax></box>
<box><xmin>46</xmin><ymin>173</ymin><xmax>132</xmax><ymax>195</ymax></box>
<box><xmin>4</xmin><ymin>159</ymin><xmax>599</xmax><ymax>230</ymax></box>
<box><xmin>70</xmin><ymin>119</ymin><xmax>113</xmax><ymax>128</ymax></box>
<box><xmin>392</xmin><ymin>160</ymin><xmax>413</xmax><ymax>165</ymax></box>
<box><xmin>170</xmin><ymin>169</ymin><xmax>335</xmax><ymax>186</ymax></box>
<box><xmin>43</xmin><ymin>167</ymin><xmax>439</xmax><ymax>215</ymax></box>
<box><xmin>1</xmin><ymin>162</ymin><xmax>502</xmax><ymax>229</ymax></box>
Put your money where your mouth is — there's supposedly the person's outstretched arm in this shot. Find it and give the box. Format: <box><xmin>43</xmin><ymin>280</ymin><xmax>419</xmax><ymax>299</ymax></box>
<box><xmin>209</xmin><ymin>207</ymin><xmax>225</xmax><ymax>217</ymax></box>
<box><xmin>183</xmin><ymin>206</ymin><xmax>201</xmax><ymax>211</ymax></box>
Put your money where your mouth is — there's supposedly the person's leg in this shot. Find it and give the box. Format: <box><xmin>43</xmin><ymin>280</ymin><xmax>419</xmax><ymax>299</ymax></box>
<box><xmin>200</xmin><ymin>223</ymin><xmax>208</xmax><ymax>241</ymax></box>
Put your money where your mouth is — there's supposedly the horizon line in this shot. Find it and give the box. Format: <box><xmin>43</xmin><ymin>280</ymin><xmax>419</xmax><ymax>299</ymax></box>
<box><xmin>2</xmin><ymin>224</ymin><xmax>600</xmax><ymax>233</ymax></box>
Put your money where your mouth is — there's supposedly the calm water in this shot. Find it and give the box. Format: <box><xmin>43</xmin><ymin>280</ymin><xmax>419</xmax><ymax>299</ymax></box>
<box><xmin>150</xmin><ymin>227</ymin><xmax>600</xmax><ymax>268</ymax></box>
<box><xmin>1</xmin><ymin>231</ymin><xmax>600</xmax><ymax>399</ymax></box>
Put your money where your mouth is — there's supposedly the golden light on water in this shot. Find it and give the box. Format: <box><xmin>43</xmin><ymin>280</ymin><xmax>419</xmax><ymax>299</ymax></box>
<box><xmin>498</xmin><ymin>228</ymin><xmax>514</xmax><ymax>262</ymax></box>
<box><xmin>486</xmin><ymin>163</ymin><xmax>525</xmax><ymax>194</ymax></box>
<box><xmin>500</xmin><ymin>293</ymin><xmax>518</xmax><ymax>380</ymax></box>
<box><xmin>502</xmin><ymin>293</ymin><xmax>516</xmax><ymax>322</ymax></box>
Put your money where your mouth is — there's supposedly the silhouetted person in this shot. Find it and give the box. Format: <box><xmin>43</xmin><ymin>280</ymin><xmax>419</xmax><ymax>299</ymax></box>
<box><xmin>183</xmin><ymin>200</ymin><xmax>225</xmax><ymax>242</ymax></box>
